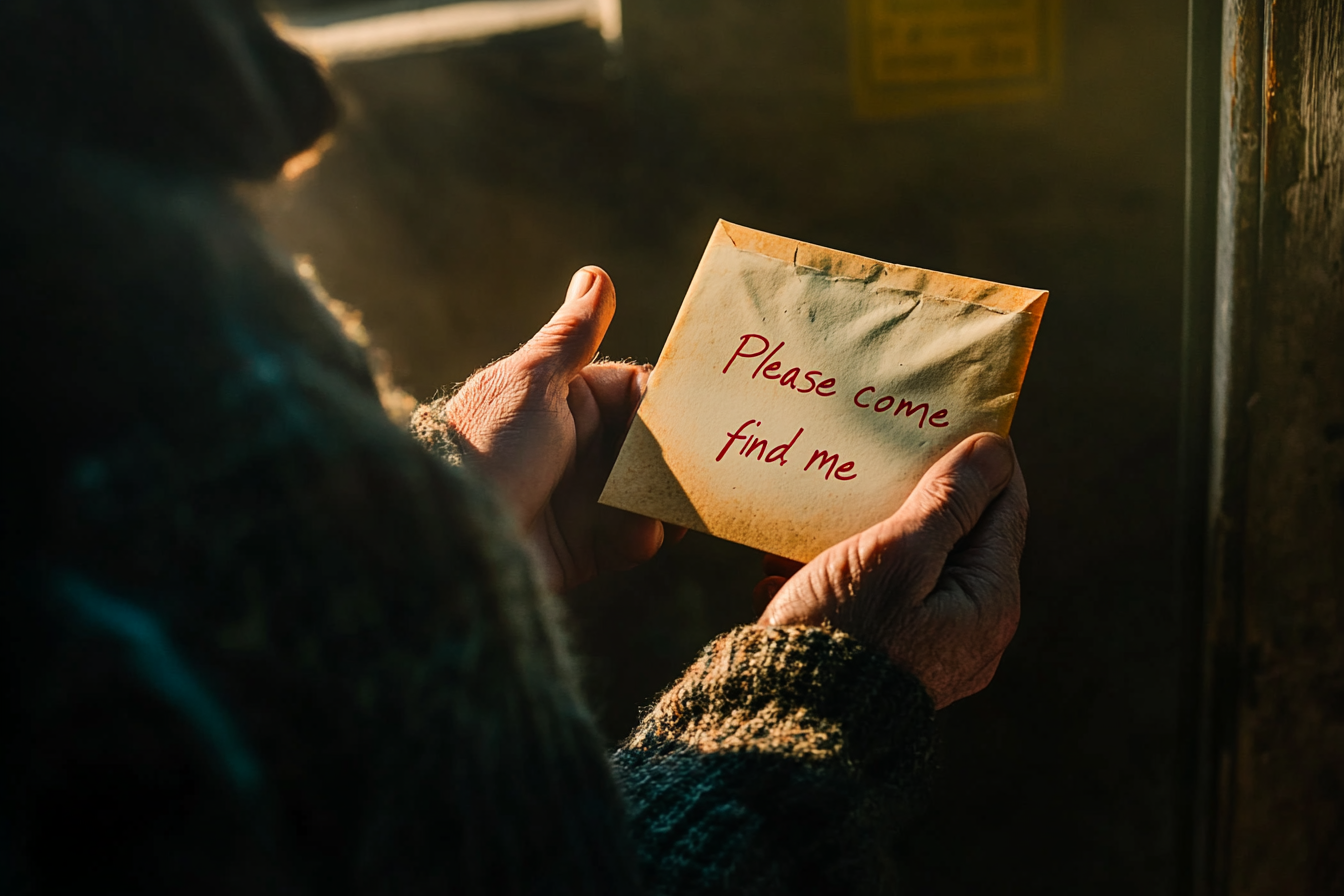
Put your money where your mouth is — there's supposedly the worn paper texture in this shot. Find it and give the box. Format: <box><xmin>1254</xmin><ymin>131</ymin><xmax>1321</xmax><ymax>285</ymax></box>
<box><xmin>600</xmin><ymin>220</ymin><xmax>1047</xmax><ymax>562</ymax></box>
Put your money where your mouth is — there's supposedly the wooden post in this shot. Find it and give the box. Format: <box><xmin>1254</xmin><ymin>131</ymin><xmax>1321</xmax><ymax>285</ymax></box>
<box><xmin>1186</xmin><ymin>1</ymin><xmax>1344</xmax><ymax>892</ymax></box>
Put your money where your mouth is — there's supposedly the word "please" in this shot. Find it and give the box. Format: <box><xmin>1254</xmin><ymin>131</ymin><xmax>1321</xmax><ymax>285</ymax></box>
<box><xmin>722</xmin><ymin>334</ymin><xmax>838</xmax><ymax>396</ymax></box>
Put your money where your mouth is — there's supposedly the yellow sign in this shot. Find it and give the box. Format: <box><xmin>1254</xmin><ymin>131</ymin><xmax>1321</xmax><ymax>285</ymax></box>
<box><xmin>850</xmin><ymin>0</ymin><xmax>1062</xmax><ymax>118</ymax></box>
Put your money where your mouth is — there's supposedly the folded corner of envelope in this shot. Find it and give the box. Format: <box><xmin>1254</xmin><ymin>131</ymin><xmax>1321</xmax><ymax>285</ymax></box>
<box><xmin>712</xmin><ymin>220</ymin><xmax>802</xmax><ymax>264</ymax></box>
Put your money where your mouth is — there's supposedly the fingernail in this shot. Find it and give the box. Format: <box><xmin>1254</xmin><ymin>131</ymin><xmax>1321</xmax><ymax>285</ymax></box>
<box><xmin>969</xmin><ymin>434</ymin><xmax>1014</xmax><ymax>489</ymax></box>
<box><xmin>566</xmin><ymin>268</ymin><xmax>596</xmax><ymax>303</ymax></box>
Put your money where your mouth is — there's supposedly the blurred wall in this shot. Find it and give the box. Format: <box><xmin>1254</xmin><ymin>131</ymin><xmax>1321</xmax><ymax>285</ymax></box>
<box><xmin>254</xmin><ymin>2</ymin><xmax>1190</xmax><ymax>893</ymax></box>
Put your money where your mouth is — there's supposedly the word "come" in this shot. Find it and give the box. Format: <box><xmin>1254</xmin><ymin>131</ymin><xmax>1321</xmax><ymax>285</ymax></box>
<box><xmin>722</xmin><ymin>334</ymin><xmax>838</xmax><ymax>396</ymax></box>
<box><xmin>852</xmin><ymin>387</ymin><xmax>949</xmax><ymax>429</ymax></box>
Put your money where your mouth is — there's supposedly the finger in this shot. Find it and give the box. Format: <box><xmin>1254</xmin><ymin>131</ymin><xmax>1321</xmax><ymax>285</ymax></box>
<box><xmin>762</xmin><ymin>553</ymin><xmax>805</xmax><ymax>579</ymax></box>
<box><xmin>885</xmin><ymin>433</ymin><xmax>1016</xmax><ymax>580</ymax></box>
<box><xmin>663</xmin><ymin>525</ymin><xmax>688</xmax><ymax>547</ymax></box>
<box><xmin>566</xmin><ymin>369</ymin><xmax>603</xmax><ymax>454</ymax></box>
<box><xmin>567</xmin><ymin>365</ymin><xmax>648</xmax><ymax>490</ymax></box>
<box><xmin>594</xmin><ymin>505</ymin><xmax>666</xmax><ymax>568</ymax></box>
<box><xmin>516</xmin><ymin>267</ymin><xmax>617</xmax><ymax>389</ymax></box>
<box><xmin>577</xmin><ymin>362</ymin><xmax>650</xmax><ymax>440</ymax></box>
<box><xmin>938</xmin><ymin>451</ymin><xmax>1027</xmax><ymax>631</ymax></box>
<box><xmin>753</xmin><ymin>576</ymin><xmax>788</xmax><ymax>616</ymax></box>
<box><xmin>947</xmin><ymin>451</ymin><xmax>1028</xmax><ymax>577</ymax></box>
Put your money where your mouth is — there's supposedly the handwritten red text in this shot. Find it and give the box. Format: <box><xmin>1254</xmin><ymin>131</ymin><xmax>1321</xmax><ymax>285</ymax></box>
<box><xmin>722</xmin><ymin>334</ymin><xmax>838</xmax><ymax>396</ymax></box>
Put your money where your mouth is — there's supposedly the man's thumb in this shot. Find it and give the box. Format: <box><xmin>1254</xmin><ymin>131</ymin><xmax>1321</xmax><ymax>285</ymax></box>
<box><xmin>891</xmin><ymin>433</ymin><xmax>1016</xmax><ymax>563</ymax></box>
<box><xmin>518</xmin><ymin>267</ymin><xmax>616</xmax><ymax>384</ymax></box>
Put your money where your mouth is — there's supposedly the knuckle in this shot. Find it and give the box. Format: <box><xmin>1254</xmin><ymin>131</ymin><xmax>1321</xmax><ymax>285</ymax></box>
<box><xmin>531</xmin><ymin>313</ymin><xmax>592</xmax><ymax>361</ymax></box>
<box><xmin>924</xmin><ymin>473</ymin><xmax>982</xmax><ymax>536</ymax></box>
<box><xmin>446</xmin><ymin>362</ymin><xmax>535</xmax><ymax>427</ymax></box>
<box><xmin>483</xmin><ymin>359</ymin><xmax>542</xmax><ymax>402</ymax></box>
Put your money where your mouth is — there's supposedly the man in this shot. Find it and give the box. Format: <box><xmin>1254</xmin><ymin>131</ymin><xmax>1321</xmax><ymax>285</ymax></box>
<box><xmin>1</xmin><ymin>1</ymin><xmax>1025</xmax><ymax>892</ymax></box>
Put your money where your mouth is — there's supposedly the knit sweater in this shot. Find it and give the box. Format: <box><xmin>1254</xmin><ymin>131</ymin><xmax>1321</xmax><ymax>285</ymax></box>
<box><xmin>2</xmin><ymin>136</ymin><xmax>934</xmax><ymax>895</ymax></box>
<box><xmin>615</xmin><ymin>626</ymin><xmax>935</xmax><ymax>894</ymax></box>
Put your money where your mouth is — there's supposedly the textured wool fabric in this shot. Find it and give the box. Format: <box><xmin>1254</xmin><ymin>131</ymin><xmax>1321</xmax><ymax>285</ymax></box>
<box><xmin>615</xmin><ymin>626</ymin><xmax>935</xmax><ymax>895</ymax></box>
<box><xmin>4</xmin><ymin>136</ymin><xmax>936</xmax><ymax>895</ymax></box>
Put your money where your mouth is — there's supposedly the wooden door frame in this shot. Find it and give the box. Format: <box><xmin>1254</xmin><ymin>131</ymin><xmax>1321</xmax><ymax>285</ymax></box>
<box><xmin>1182</xmin><ymin>1</ymin><xmax>1343</xmax><ymax>893</ymax></box>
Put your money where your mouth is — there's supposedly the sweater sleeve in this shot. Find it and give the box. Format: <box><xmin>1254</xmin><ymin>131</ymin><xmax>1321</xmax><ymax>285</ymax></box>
<box><xmin>409</xmin><ymin>395</ymin><xmax>469</xmax><ymax>467</ymax></box>
<box><xmin>613</xmin><ymin>624</ymin><xmax>935</xmax><ymax>896</ymax></box>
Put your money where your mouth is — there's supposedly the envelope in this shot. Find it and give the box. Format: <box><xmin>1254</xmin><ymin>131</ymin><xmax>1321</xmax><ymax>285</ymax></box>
<box><xmin>599</xmin><ymin>220</ymin><xmax>1047</xmax><ymax>562</ymax></box>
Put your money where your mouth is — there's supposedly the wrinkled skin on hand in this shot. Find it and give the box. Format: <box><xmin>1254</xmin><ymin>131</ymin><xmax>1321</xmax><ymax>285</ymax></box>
<box><xmin>439</xmin><ymin>267</ymin><xmax>680</xmax><ymax>592</ymax></box>
<box><xmin>757</xmin><ymin>434</ymin><xmax>1027</xmax><ymax>709</ymax></box>
<box><xmin>439</xmin><ymin>266</ymin><xmax>1026</xmax><ymax>708</ymax></box>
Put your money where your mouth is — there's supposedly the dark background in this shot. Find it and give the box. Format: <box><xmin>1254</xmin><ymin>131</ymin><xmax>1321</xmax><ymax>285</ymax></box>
<box><xmin>255</xmin><ymin>2</ymin><xmax>1190</xmax><ymax>892</ymax></box>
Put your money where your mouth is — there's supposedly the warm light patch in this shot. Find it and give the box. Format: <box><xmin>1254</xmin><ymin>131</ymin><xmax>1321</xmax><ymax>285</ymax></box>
<box><xmin>282</xmin><ymin>134</ymin><xmax>333</xmax><ymax>182</ymax></box>
<box><xmin>275</xmin><ymin>0</ymin><xmax>622</xmax><ymax>65</ymax></box>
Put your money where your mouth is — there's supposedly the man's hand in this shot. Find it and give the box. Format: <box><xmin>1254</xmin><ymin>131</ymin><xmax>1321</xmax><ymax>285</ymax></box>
<box><xmin>439</xmin><ymin>267</ymin><xmax>677</xmax><ymax>591</ymax></box>
<box><xmin>757</xmin><ymin>434</ymin><xmax>1027</xmax><ymax>709</ymax></box>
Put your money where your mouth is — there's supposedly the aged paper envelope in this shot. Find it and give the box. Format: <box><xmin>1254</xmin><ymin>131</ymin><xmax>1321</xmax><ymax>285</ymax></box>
<box><xmin>599</xmin><ymin>220</ymin><xmax>1047</xmax><ymax>562</ymax></box>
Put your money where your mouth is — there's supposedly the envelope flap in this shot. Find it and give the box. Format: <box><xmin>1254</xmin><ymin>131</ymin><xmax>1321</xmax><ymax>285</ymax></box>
<box><xmin>712</xmin><ymin>219</ymin><xmax>1047</xmax><ymax>317</ymax></box>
